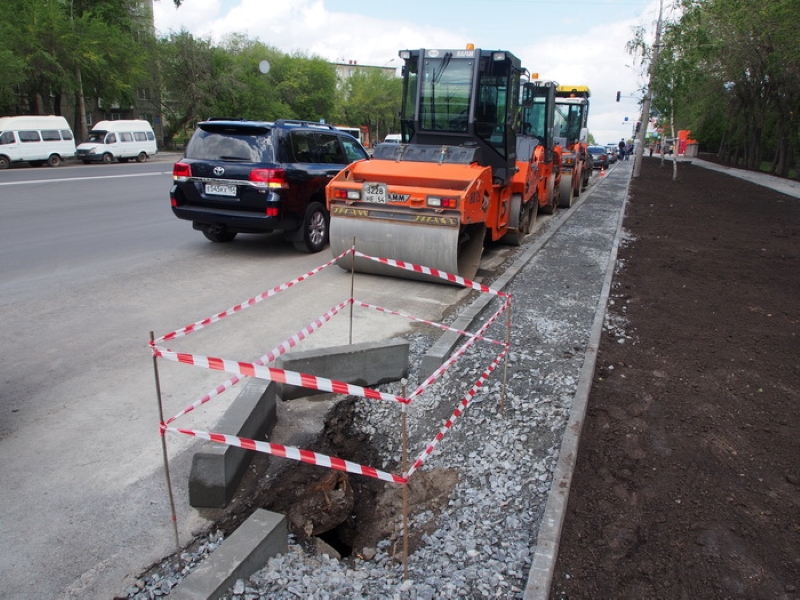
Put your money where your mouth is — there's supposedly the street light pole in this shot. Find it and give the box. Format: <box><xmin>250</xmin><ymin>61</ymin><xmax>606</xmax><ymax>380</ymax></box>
<box><xmin>633</xmin><ymin>0</ymin><xmax>663</xmax><ymax>178</ymax></box>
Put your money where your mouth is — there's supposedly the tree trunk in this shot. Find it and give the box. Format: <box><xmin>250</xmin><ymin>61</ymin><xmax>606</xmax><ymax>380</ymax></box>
<box><xmin>75</xmin><ymin>64</ymin><xmax>88</xmax><ymax>140</ymax></box>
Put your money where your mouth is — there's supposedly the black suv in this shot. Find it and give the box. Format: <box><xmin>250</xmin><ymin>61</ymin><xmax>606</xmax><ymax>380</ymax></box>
<box><xmin>170</xmin><ymin>119</ymin><xmax>369</xmax><ymax>252</ymax></box>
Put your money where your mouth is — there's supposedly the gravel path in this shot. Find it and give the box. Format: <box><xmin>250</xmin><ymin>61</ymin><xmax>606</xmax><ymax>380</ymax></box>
<box><xmin>127</xmin><ymin>163</ymin><xmax>631</xmax><ymax>599</ymax></box>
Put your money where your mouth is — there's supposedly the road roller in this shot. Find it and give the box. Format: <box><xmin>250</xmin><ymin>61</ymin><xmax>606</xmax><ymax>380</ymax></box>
<box><xmin>326</xmin><ymin>46</ymin><xmax>544</xmax><ymax>282</ymax></box>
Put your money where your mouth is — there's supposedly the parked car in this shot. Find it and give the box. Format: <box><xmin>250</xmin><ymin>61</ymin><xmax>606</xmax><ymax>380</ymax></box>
<box><xmin>170</xmin><ymin>119</ymin><xmax>369</xmax><ymax>252</ymax></box>
<box><xmin>587</xmin><ymin>145</ymin><xmax>609</xmax><ymax>169</ymax></box>
<box><xmin>383</xmin><ymin>133</ymin><xmax>402</xmax><ymax>143</ymax></box>
<box><xmin>605</xmin><ymin>145</ymin><xmax>618</xmax><ymax>163</ymax></box>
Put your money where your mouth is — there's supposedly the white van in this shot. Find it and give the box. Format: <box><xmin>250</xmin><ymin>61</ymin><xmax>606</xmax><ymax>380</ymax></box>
<box><xmin>76</xmin><ymin>120</ymin><xmax>157</xmax><ymax>163</ymax></box>
<box><xmin>0</xmin><ymin>115</ymin><xmax>76</xmax><ymax>169</ymax></box>
<box><xmin>383</xmin><ymin>133</ymin><xmax>402</xmax><ymax>143</ymax></box>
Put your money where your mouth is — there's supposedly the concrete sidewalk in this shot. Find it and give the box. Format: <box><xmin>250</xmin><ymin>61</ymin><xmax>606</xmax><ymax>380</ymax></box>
<box><xmin>667</xmin><ymin>156</ymin><xmax>800</xmax><ymax>199</ymax></box>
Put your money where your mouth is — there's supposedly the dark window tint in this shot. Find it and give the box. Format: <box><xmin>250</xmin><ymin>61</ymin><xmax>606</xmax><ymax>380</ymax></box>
<box><xmin>120</xmin><ymin>132</ymin><xmax>133</xmax><ymax>142</ymax></box>
<box><xmin>289</xmin><ymin>131</ymin><xmax>314</xmax><ymax>163</ymax></box>
<box><xmin>41</xmin><ymin>130</ymin><xmax>61</xmax><ymax>141</ymax></box>
<box><xmin>0</xmin><ymin>131</ymin><xmax>16</xmax><ymax>144</ymax></box>
<box><xmin>186</xmin><ymin>125</ymin><xmax>274</xmax><ymax>163</ymax></box>
<box><xmin>341</xmin><ymin>136</ymin><xmax>368</xmax><ymax>162</ymax></box>
<box><xmin>106</xmin><ymin>133</ymin><xmax>117</xmax><ymax>144</ymax></box>
<box><xmin>60</xmin><ymin>129</ymin><xmax>74</xmax><ymax>140</ymax></box>
<box><xmin>146</xmin><ymin>131</ymin><xmax>155</xmax><ymax>141</ymax></box>
<box><xmin>134</xmin><ymin>131</ymin><xmax>147</xmax><ymax>142</ymax></box>
<box><xmin>19</xmin><ymin>130</ymin><xmax>41</xmax><ymax>142</ymax></box>
<box><xmin>312</xmin><ymin>133</ymin><xmax>347</xmax><ymax>164</ymax></box>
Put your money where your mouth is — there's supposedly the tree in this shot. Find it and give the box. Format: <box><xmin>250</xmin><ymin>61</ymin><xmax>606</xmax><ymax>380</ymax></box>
<box><xmin>335</xmin><ymin>69</ymin><xmax>402</xmax><ymax>142</ymax></box>
<box><xmin>644</xmin><ymin>0</ymin><xmax>800</xmax><ymax>176</ymax></box>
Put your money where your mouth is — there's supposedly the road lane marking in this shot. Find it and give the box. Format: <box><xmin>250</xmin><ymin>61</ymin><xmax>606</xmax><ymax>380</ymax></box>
<box><xmin>0</xmin><ymin>171</ymin><xmax>173</xmax><ymax>186</ymax></box>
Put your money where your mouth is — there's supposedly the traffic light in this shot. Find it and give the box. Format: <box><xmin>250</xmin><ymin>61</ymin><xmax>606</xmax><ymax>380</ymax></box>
<box><xmin>616</xmin><ymin>91</ymin><xmax>621</xmax><ymax>102</ymax></box>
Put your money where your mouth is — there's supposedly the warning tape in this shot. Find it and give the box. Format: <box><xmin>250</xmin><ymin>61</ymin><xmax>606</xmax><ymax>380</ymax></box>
<box><xmin>406</xmin><ymin>347</ymin><xmax>508</xmax><ymax>478</ymax></box>
<box><xmin>352</xmin><ymin>250</ymin><xmax>509</xmax><ymax>297</ymax></box>
<box><xmin>154</xmin><ymin>347</ymin><xmax>406</xmax><ymax>404</ymax></box>
<box><xmin>154</xmin><ymin>247</ymin><xmax>514</xmax><ymax>487</ymax></box>
<box><xmin>406</xmin><ymin>296</ymin><xmax>510</xmax><ymax>402</ymax></box>
<box><xmin>165</xmin><ymin>426</ymin><xmax>407</xmax><ymax>485</ymax></box>
<box><xmin>153</xmin><ymin>249</ymin><xmax>350</xmax><ymax>344</ymax></box>
<box><xmin>162</xmin><ymin>299</ymin><xmax>351</xmax><ymax>425</ymax></box>
<box><xmin>354</xmin><ymin>301</ymin><xmax>507</xmax><ymax>347</ymax></box>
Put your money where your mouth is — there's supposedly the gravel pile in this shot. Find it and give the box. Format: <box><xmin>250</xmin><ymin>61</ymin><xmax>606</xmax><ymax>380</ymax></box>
<box><xmin>127</xmin><ymin>179</ymin><xmax>627</xmax><ymax>599</ymax></box>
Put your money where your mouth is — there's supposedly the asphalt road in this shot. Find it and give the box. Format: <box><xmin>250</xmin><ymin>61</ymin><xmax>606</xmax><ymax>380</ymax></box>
<box><xmin>0</xmin><ymin>157</ymin><xmax>472</xmax><ymax>598</ymax></box>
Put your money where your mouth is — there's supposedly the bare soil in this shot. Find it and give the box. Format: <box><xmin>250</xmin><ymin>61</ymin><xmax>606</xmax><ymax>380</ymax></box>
<box><xmin>551</xmin><ymin>157</ymin><xmax>800</xmax><ymax>598</ymax></box>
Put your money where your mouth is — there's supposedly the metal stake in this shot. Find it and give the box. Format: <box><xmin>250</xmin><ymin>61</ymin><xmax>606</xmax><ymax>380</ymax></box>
<box><xmin>150</xmin><ymin>331</ymin><xmax>184</xmax><ymax>571</ymax></box>
<box><xmin>349</xmin><ymin>237</ymin><xmax>356</xmax><ymax>345</ymax></box>
<box><xmin>400</xmin><ymin>379</ymin><xmax>410</xmax><ymax>580</ymax></box>
<box><xmin>500</xmin><ymin>299</ymin><xmax>511</xmax><ymax>412</ymax></box>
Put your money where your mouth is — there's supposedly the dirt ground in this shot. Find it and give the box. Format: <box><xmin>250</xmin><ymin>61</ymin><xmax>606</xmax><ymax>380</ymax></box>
<box><xmin>550</xmin><ymin>157</ymin><xmax>800</xmax><ymax>599</ymax></box>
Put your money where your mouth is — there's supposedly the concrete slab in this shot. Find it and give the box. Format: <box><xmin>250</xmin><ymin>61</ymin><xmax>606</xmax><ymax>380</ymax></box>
<box><xmin>189</xmin><ymin>379</ymin><xmax>277</xmax><ymax>508</ymax></box>
<box><xmin>170</xmin><ymin>509</ymin><xmax>287</xmax><ymax>600</ymax></box>
<box><xmin>275</xmin><ymin>338</ymin><xmax>409</xmax><ymax>400</ymax></box>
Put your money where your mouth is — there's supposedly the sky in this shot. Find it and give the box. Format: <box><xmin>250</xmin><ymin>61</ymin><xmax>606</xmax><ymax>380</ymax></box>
<box><xmin>153</xmin><ymin>0</ymin><xmax>674</xmax><ymax>145</ymax></box>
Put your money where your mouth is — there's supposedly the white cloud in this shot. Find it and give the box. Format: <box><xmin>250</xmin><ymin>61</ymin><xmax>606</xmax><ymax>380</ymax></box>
<box><xmin>153</xmin><ymin>0</ymin><xmax>665</xmax><ymax>143</ymax></box>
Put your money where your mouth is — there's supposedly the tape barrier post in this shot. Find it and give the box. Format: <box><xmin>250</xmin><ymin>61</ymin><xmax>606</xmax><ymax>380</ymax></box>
<box><xmin>500</xmin><ymin>296</ymin><xmax>512</xmax><ymax>412</ymax></box>
<box><xmin>150</xmin><ymin>331</ymin><xmax>183</xmax><ymax>570</ymax></box>
<box><xmin>349</xmin><ymin>241</ymin><xmax>356</xmax><ymax>345</ymax></box>
<box><xmin>401</xmin><ymin>379</ymin><xmax>410</xmax><ymax>581</ymax></box>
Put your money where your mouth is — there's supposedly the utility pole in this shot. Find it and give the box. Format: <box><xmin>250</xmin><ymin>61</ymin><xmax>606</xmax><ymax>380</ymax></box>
<box><xmin>633</xmin><ymin>0</ymin><xmax>663</xmax><ymax>178</ymax></box>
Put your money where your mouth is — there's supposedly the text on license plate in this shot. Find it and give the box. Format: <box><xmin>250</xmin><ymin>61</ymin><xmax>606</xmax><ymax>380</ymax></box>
<box><xmin>205</xmin><ymin>183</ymin><xmax>237</xmax><ymax>197</ymax></box>
<box><xmin>362</xmin><ymin>182</ymin><xmax>387</xmax><ymax>203</ymax></box>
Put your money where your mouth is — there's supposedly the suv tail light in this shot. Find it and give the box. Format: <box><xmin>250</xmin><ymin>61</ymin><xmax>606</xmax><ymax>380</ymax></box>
<box><xmin>173</xmin><ymin>162</ymin><xmax>191</xmax><ymax>181</ymax></box>
<box><xmin>250</xmin><ymin>168</ymin><xmax>287</xmax><ymax>188</ymax></box>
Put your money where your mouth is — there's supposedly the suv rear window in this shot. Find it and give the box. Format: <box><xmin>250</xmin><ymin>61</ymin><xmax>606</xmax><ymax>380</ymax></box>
<box><xmin>187</xmin><ymin>123</ymin><xmax>275</xmax><ymax>163</ymax></box>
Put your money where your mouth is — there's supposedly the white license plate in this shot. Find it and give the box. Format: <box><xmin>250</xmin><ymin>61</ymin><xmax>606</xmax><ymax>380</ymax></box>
<box><xmin>362</xmin><ymin>182</ymin><xmax>387</xmax><ymax>203</ymax></box>
<box><xmin>205</xmin><ymin>183</ymin><xmax>237</xmax><ymax>197</ymax></box>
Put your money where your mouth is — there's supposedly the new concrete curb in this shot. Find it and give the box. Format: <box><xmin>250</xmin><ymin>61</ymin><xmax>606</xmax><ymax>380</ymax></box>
<box><xmin>189</xmin><ymin>379</ymin><xmax>278</xmax><ymax>508</ymax></box>
<box><xmin>170</xmin><ymin>509</ymin><xmax>287</xmax><ymax>600</ymax></box>
<box><xmin>523</xmin><ymin>166</ymin><xmax>631</xmax><ymax>599</ymax></box>
<box><xmin>275</xmin><ymin>338</ymin><xmax>409</xmax><ymax>400</ymax></box>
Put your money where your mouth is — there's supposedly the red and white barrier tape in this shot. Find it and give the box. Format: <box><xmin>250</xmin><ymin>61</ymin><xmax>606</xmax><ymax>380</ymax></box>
<box><xmin>352</xmin><ymin>250</ymin><xmax>509</xmax><ymax>297</ymax></box>
<box><xmin>153</xmin><ymin>249</ymin><xmax>350</xmax><ymax>344</ymax></box>
<box><xmin>406</xmin><ymin>296</ymin><xmax>510</xmax><ymax>401</ymax></box>
<box><xmin>163</xmin><ymin>299</ymin><xmax>351</xmax><ymax>425</ymax></box>
<box><xmin>153</xmin><ymin>246</ymin><xmax>515</xmax><ymax>486</ymax></box>
<box><xmin>154</xmin><ymin>347</ymin><xmax>406</xmax><ymax>404</ymax></box>
<box><xmin>165</xmin><ymin>426</ymin><xmax>407</xmax><ymax>485</ymax></box>
<box><xmin>406</xmin><ymin>347</ymin><xmax>508</xmax><ymax>478</ymax></box>
<box><xmin>354</xmin><ymin>301</ymin><xmax>507</xmax><ymax>346</ymax></box>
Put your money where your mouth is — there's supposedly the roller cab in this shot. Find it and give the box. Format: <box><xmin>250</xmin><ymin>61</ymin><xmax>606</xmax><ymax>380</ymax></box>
<box><xmin>326</xmin><ymin>47</ymin><xmax>528</xmax><ymax>282</ymax></box>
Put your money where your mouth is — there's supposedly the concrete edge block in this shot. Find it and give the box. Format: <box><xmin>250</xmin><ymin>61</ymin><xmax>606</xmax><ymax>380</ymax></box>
<box><xmin>170</xmin><ymin>509</ymin><xmax>287</xmax><ymax>600</ymax></box>
<box><xmin>189</xmin><ymin>379</ymin><xmax>277</xmax><ymax>508</ymax></box>
<box><xmin>275</xmin><ymin>338</ymin><xmax>409</xmax><ymax>400</ymax></box>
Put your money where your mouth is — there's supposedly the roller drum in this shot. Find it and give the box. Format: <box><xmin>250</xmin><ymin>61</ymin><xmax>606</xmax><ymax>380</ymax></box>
<box><xmin>330</xmin><ymin>214</ymin><xmax>485</xmax><ymax>283</ymax></box>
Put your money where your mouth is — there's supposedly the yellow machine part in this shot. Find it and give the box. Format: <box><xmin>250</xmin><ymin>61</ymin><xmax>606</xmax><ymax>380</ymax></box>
<box><xmin>327</xmin><ymin>158</ymin><xmax>493</xmax><ymax>282</ymax></box>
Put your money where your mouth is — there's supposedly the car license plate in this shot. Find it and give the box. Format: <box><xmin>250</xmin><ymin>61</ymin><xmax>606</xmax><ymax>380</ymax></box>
<box><xmin>362</xmin><ymin>182</ymin><xmax>387</xmax><ymax>203</ymax></box>
<box><xmin>205</xmin><ymin>183</ymin><xmax>237</xmax><ymax>197</ymax></box>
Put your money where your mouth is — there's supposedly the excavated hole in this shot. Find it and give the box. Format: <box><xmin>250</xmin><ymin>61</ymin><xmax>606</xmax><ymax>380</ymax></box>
<box><xmin>206</xmin><ymin>395</ymin><xmax>460</xmax><ymax>568</ymax></box>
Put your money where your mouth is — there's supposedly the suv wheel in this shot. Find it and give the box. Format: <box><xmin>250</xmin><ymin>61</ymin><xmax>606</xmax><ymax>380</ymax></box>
<box><xmin>201</xmin><ymin>225</ymin><xmax>237</xmax><ymax>243</ymax></box>
<box><xmin>294</xmin><ymin>202</ymin><xmax>328</xmax><ymax>253</ymax></box>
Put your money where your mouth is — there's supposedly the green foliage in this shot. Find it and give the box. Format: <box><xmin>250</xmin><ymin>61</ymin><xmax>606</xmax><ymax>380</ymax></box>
<box><xmin>643</xmin><ymin>0</ymin><xmax>800</xmax><ymax>175</ymax></box>
<box><xmin>335</xmin><ymin>69</ymin><xmax>402</xmax><ymax>141</ymax></box>
<box><xmin>1</xmin><ymin>1</ymin><xmax>402</xmax><ymax>149</ymax></box>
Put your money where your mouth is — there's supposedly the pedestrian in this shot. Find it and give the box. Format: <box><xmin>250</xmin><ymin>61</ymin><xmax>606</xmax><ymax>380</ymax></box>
<box><xmin>625</xmin><ymin>141</ymin><xmax>633</xmax><ymax>160</ymax></box>
<box><xmin>618</xmin><ymin>138</ymin><xmax>625</xmax><ymax>161</ymax></box>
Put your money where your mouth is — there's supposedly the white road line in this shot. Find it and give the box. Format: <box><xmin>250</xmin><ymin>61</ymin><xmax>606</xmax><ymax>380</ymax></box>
<box><xmin>0</xmin><ymin>171</ymin><xmax>173</xmax><ymax>186</ymax></box>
